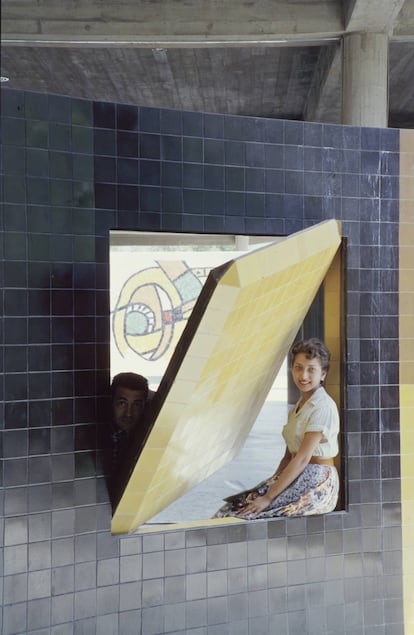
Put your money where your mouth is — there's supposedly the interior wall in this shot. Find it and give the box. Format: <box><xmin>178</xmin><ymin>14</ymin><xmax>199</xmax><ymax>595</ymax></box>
<box><xmin>0</xmin><ymin>88</ymin><xmax>403</xmax><ymax>635</ymax></box>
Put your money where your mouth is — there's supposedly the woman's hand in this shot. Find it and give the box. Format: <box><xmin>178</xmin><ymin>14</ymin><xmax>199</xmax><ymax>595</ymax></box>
<box><xmin>239</xmin><ymin>494</ymin><xmax>272</xmax><ymax>517</ymax></box>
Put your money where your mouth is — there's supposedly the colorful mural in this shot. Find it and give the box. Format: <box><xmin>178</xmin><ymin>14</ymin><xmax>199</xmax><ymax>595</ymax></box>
<box><xmin>111</xmin><ymin>260</ymin><xmax>209</xmax><ymax>362</ymax></box>
<box><xmin>110</xmin><ymin>242</ymin><xmax>261</xmax><ymax>383</ymax></box>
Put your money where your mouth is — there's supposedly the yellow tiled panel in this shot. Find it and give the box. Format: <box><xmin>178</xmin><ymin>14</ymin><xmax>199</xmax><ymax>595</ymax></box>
<box><xmin>112</xmin><ymin>220</ymin><xmax>342</xmax><ymax>534</ymax></box>
<box><xmin>400</xmin><ymin>129</ymin><xmax>414</xmax><ymax>153</ymax></box>
<box><xmin>400</xmin><ymin>362</ymin><xmax>414</xmax><ymax>384</ymax></box>
<box><xmin>400</xmin><ymin>321</ymin><xmax>414</xmax><ymax>345</ymax></box>
<box><xmin>400</xmin><ymin>199</ymin><xmax>414</xmax><ymax>223</ymax></box>
<box><xmin>403</xmin><ymin>554</ymin><xmax>414</xmax><ymax>576</ymax></box>
<box><xmin>326</xmin><ymin>364</ymin><xmax>340</xmax><ymax>387</ymax></box>
<box><xmin>400</xmin><ymin>293</ymin><xmax>414</xmax><ymax>315</ymax></box>
<box><xmin>401</xmin><ymin>479</ymin><xmax>414</xmax><ymax>502</ymax></box>
<box><xmin>398</xmin><ymin>339</ymin><xmax>414</xmax><ymax>359</ymax></box>
<box><xmin>400</xmin><ymin>153</ymin><xmax>414</xmax><ymax>176</ymax></box>
<box><xmin>136</xmin><ymin>517</ymin><xmax>245</xmax><ymax>533</ymax></box>
<box><xmin>400</xmin><ymin>411</ymin><xmax>414</xmax><ymax>431</ymax></box>
<box><xmin>400</xmin><ymin>177</ymin><xmax>414</xmax><ymax>199</ymax></box>
<box><xmin>400</xmin><ymin>140</ymin><xmax>414</xmax><ymax>635</ymax></box>
<box><xmin>403</xmin><ymin>575</ymin><xmax>414</xmax><ymax>631</ymax></box>
<box><xmin>399</xmin><ymin>266</ymin><xmax>414</xmax><ymax>293</ymax></box>
<box><xmin>402</xmin><ymin>499</ymin><xmax>414</xmax><ymax>525</ymax></box>
<box><xmin>326</xmin><ymin>385</ymin><xmax>340</xmax><ymax>406</ymax></box>
<box><xmin>401</xmin><ymin>532</ymin><xmax>414</xmax><ymax>550</ymax></box>
<box><xmin>400</xmin><ymin>384</ymin><xmax>414</xmax><ymax>407</ymax></box>
<box><xmin>399</xmin><ymin>222</ymin><xmax>414</xmax><ymax>245</ymax></box>
<box><xmin>399</xmin><ymin>246</ymin><xmax>414</xmax><ymax>271</ymax></box>
<box><xmin>402</xmin><ymin>462</ymin><xmax>414</xmax><ymax>479</ymax></box>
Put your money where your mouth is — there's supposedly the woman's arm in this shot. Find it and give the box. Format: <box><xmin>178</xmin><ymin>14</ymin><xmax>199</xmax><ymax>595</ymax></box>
<box><xmin>240</xmin><ymin>431</ymin><xmax>323</xmax><ymax>516</ymax></box>
<box><xmin>269</xmin><ymin>445</ymin><xmax>292</xmax><ymax>479</ymax></box>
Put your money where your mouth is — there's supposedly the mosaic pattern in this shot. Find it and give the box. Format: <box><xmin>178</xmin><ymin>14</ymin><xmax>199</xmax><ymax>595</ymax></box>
<box><xmin>0</xmin><ymin>87</ymin><xmax>403</xmax><ymax>634</ymax></box>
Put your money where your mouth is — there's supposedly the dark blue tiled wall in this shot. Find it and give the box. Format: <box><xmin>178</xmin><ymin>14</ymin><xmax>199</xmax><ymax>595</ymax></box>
<box><xmin>0</xmin><ymin>88</ymin><xmax>403</xmax><ymax>634</ymax></box>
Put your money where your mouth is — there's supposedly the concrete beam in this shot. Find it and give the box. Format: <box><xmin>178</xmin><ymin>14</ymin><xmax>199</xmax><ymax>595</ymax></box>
<box><xmin>344</xmin><ymin>0</ymin><xmax>406</xmax><ymax>34</ymax></box>
<box><xmin>1</xmin><ymin>0</ymin><xmax>344</xmax><ymax>47</ymax></box>
<box><xmin>3</xmin><ymin>0</ymin><xmax>414</xmax><ymax>47</ymax></box>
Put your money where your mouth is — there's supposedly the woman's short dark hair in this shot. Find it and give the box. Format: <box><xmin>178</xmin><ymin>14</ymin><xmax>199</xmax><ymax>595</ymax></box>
<box><xmin>111</xmin><ymin>372</ymin><xmax>148</xmax><ymax>399</ymax></box>
<box><xmin>289</xmin><ymin>338</ymin><xmax>331</xmax><ymax>374</ymax></box>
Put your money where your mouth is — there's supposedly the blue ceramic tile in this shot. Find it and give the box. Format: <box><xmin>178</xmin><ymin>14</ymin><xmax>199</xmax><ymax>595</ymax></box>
<box><xmin>95</xmin><ymin>183</ymin><xmax>117</xmax><ymax>209</ymax></box>
<box><xmin>161</xmin><ymin>135</ymin><xmax>182</xmax><ymax>161</ymax></box>
<box><xmin>204</xmin><ymin>165</ymin><xmax>224</xmax><ymax>190</ymax></box>
<box><xmin>138</xmin><ymin>106</ymin><xmax>160</xmax><ymax>133</ymax></box>
<box><xmin>225</xmin><ymin>191</ymin><xmax>245</xmax><ymax>215</ymax></box>
<box><xmin>116</xmin><ymin>104</ymin><xmax>138</xmax><ymax>131</ymax></box>
<box><xmin>183</xmin><ymin>189</ymin><xmax>205</xmax><ymax>214</ymax></box>
<box><xmin>117</xmin><ymin>158</ymin><xmax>139</xmax><ymax>184</ymax></box>
<box><xmin>94</xmin><ymin>157</ymin><xmax>116</xmax><ymax>182</ymax></box>
<box><xmin>204</xmin><ymin>138</ymin><xmax>225</xmax><ymax>164</ymax></box>
<box><xmin>182</xmin><ymin>110</ymin><xmax>203</xmax><ymax>136</ymax></box>
<box><xmin>343</xmin><ymin>125</ymin><xmax>361</xmax><ymax>149</ymax></box>
<box><xmin>48</xmin><ymin>122</ymin><xmax>70</xmax><ymax>150</ymax></box>
<box><xmin>183</xmin><ymin>137</ymin><xmax>203</xmax><ymax>163</ymax></box>
<box><xmin>224</xmin><ymin>140</ymin><xmax>246</xmax><ymax>166</ymax></box>
<box><xmin>245</xmin><ymin>142</ymin><xmax>265</xmax><ymax>168</ymax></box>
<box><xmin>223</xmin><ymin>215</ymin><xmax>246</xmax><ymax>233</ymax></box>
<box><xmin>160</xmin><ymin>108</ymin><xmax>182</xmax><ymax>135</ymax></box>
<box><xmin>264</xmin><ymin>169</ymin><xmax>284</xmax><ymax>193</ymax></box>
<box><xmin>72</xmin><ymin>98</ymin><xmax>93</xmax><ymax>127</ymax></box>
<box><xmin>162</xmin><ymin>188</ymin><xmax>183</xmax><ymax>213</ymax></box>
<box><xmin>204</xmin><ymin>113</ymin><xmax>224</xmax><ymax>139</ymax></box>
<box><xmin>93</xmin><ymin>101</ymin><xmax>116</xmax><ymax>129</ymax></box>
<box><xmin>3</xmin><ymin>175</ymin><xmax>27</xmax><ymax>203</ymax></box>
<box><xmin>284</xmin><ymin>145</ymin><xmax>304</xmax><ymax>170</ymax></box>
<box><xmin>162</xmin><ymin>162</ymin><xmax>182</xmax><ymax>187</ymax></box>
<box><xmin>204</xmin><ymin>215</ymin><xmax>225</xmax><ymax>233</ymax></box>
<box><xmin>245</xmin><ymin>168</ymin><xmax>263</xmax><ymax>192</ymax></box>
<box><xmin>94</xmin><ymin>129</ymin><xmax>116</xmax><ymax>156</ymax></box>
<box><xmin>284</xmin><ymin>120</ymin><xmax>303</xmax><ymax>146</ymax></box>
<box><xmin>203</xmin><ymin>190</ymin><xmax>225</xmax><ymax>214</ymax></box>
<box><xmin>380</xmin><ymin>128</ymin><xmax>399</xmax><ymax>152</ymax></box>
<box><xmin>381</xmin><ymin>152</ymin><xmax>399</xmax><ymax>176</ymax></box>
<box><xmin>28</xmin><ymin>400</ymin><xmax>52</xmax><ymax>429</ymax></box>
<box><xmin>361</xmin><ymin>127</ymin><xmax>380</xmax><ymax>150</ymax></box>
<box><xmin>245</xmin><ymin>193</ymin><xmax>264</xmax><ymax>216</ymax></box>
<box><xmin>182</xmin><ymin>214</ymin><xmax>204</xmax><ymax>232</ymax></box>
<box><xmin>263</xmin><ymin>118</ymin><xmax>284</xmax><ymax>144</ymax></box>
<box><xmin>140</xmin><ymin>133</ymin><xmax>160</xmax><ymax>160</ymax></box>
<box><xmin>2</xmin><ymin>145</ymin><xmax>26</xmax><ymax>174</ymax></box>
<box><xmin>139</xmin><ymin>186</ymin><xmax>161</xmax><ymax>212</ymax></box>
<box><xmin>72</xmin><ymin>126</ymin><xmax>94</xmax><ymax>154</ymax></box>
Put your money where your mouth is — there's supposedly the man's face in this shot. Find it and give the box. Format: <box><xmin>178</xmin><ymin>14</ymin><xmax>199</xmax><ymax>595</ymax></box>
<box><xmin>112</xmin><ymin>386</ymin><xmax>147</xmax><ymax>432</ymax></box>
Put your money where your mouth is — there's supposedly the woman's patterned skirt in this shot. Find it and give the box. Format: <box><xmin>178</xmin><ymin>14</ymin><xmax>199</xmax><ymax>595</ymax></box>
<box><xmin>213</xmin><ymin>464</ymin><xmax>339</xmax><ymax>520</ymax></box>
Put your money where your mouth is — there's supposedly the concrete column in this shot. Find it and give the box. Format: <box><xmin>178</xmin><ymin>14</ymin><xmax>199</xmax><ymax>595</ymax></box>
<box><xmin>342</xmin><ymin>31</ymin><xmax>389</xmax><ymax>127</ymax></box>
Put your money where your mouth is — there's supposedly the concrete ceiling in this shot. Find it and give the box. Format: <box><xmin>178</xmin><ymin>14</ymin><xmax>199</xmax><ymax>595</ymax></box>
<box><xmin>2</xmin><ymin>0</ymin><xmax>414</xmax><ymax>127</ymax></box>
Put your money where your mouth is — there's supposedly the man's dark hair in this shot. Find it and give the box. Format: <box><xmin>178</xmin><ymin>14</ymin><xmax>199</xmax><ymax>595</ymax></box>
<box><xmin>289</xmin><ymin>338</ymin><xmax>331</xmax><ymax>374</ymax></box>
<box><xmin>111</xmin><ymin>372</ymin><xmax>149</xmax><ymax>399</ymax></box>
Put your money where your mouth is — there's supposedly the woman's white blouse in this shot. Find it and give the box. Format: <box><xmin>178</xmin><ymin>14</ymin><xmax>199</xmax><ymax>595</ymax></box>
<box><xmin>282</xmin><ymin>387</ymin><xmax>339</xmax><ymax>458</ymax></box>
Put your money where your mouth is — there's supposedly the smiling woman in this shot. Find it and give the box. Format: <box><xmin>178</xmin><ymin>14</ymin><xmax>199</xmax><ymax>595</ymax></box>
<box><xmin>213</xmin><ymin>338</ymin><xmax>340</xmax><ymax>520</ymax></box>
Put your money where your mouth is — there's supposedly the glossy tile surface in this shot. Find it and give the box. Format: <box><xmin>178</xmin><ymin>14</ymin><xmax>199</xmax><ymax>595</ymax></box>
<box><xmin>112</xmin><ymin>220</ymin><xmax>342</xmax><ymax>533</ymax></box>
